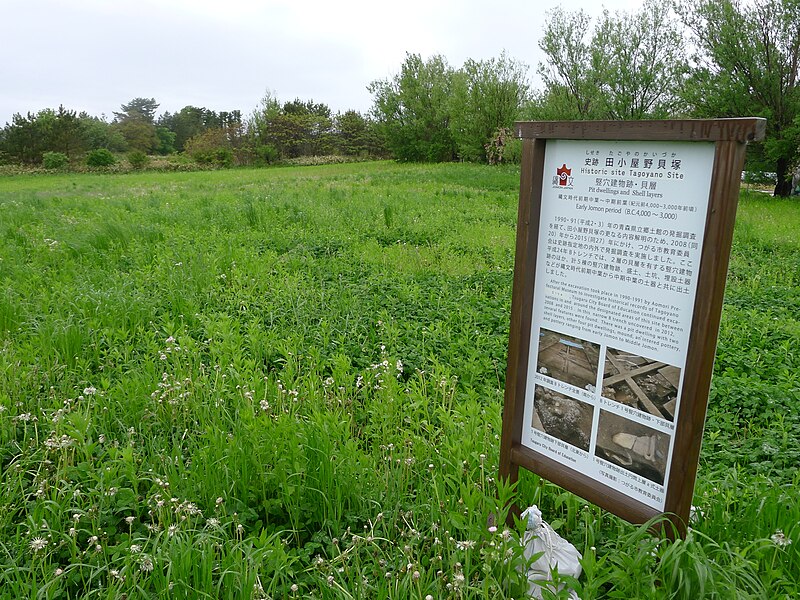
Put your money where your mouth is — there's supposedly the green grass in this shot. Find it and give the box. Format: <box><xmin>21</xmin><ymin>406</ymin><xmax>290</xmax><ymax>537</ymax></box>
<box><xmin>0</xmin><ymin>164</ymin><xmax>797</xmax><ymax>598</ymax></box>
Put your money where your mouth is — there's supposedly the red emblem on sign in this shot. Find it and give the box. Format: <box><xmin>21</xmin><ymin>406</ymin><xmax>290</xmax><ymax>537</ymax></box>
<box><xmin>556</xmin><ymin>164</ymin><xmax>572</xmax><ymax>186</ymax></box>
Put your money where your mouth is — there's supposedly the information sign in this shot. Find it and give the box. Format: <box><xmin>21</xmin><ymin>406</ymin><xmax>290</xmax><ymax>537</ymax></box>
<box><xmin>499</xmin><ymin>120</ymin><xmax>765</xmax><ymax>535</ymax></box>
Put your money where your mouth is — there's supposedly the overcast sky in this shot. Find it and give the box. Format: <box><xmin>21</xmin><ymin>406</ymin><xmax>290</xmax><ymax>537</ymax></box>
<box><xmin>2</xmin><ymin>0</ymin><xmax>644</xmax><ymax>125</ymax></box>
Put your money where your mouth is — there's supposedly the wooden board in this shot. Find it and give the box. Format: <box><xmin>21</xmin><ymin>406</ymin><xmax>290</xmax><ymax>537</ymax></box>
<box><xmin>498</xmin><ymin>118</ymin><xmax>766</xmax><ymax>538</ymax></box>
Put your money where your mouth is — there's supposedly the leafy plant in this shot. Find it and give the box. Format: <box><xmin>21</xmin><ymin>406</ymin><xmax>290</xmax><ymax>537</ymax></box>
<box><xmin>42</xmin><ymin>151</ymin><xmax>68</xmax><ymax>169</ymax></box>
<box><xmin>127</xmin><ymin>150</ymin><xmax>149</xmax><ymax>170</ymax></box>
<box><xmin>86</xmin><ymin>148</ymin><xmax>116</xmax><ymax>167</ymax></box>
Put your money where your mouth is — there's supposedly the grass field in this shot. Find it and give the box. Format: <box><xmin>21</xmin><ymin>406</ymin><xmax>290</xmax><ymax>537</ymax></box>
<box><xmin>0</xmin><ymin>163</ymin><xmax>797</xmax><ymax>598</ymax></box>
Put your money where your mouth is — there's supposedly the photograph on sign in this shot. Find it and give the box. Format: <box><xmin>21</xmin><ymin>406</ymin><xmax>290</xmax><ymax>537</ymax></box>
<box><xmin>595</xmin><ymin>409</ymin><xmax>670</xmax><ymax>485</ymax></box>
<box><xmin>602</xmin><ymin>348</ymin><xmax>680</xmax><ymax>422</ymax></box>
<box><xmin>531</xmin><ymin>385</ymin><xmax>594</xmax><ymax>453</ymax></box>
<box><xmin>519</xmin><ymin>139</ymin><xmax>716</xmax><ymax>511</ymax></box>
<box><xmin>536</xmin><ymin>329</ymin><xmax>601</xmax><ymax>391</ymax></box>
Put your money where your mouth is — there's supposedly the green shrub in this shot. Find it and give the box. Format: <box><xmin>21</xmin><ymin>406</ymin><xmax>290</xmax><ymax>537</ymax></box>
<box><xmin>42</xmin><ymin>151</ymin><xmax>68</xmax><ymax>169</ymax></box>
<box><xmin>128</xmin><ymin>150</ymin><xmax>149</xmax><ymax>170</ymax></box>
<box><xmin>484</xmin><ymin>127</ymin><xmax>520</xmax><ymax>165</ymax></box>
<box><xmin>86</xmin><ymin>148</ymin><xmax>116</xmax><ymax>167</ymax></box>
<box><xmin>184</xmin><ymin>129</ymin><xmax>234</xmax><ymax>168</ymax></box>
<box><xmin>503</xmin><ymin>137</ymin><xmax>523</xmax><ymax>165</ymax></box>
<box><xmin>255</xmin><ymin>144</ymin><xmax>279</xmax><ymax>165</ymax></box>
<box><xmin>213</xmin><ymin>147</ymin><xmax>233</xmax><ymax>168</ymax></box>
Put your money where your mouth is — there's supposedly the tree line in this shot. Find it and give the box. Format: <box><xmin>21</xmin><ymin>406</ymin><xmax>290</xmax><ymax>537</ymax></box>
<box><xmin>0</xmin><ymin>95</ymin><xmax>388</xmax><ymax>170</ymax></box>
<box><xmin>1</xmin><ymin>0</ymin><xmax>798</xmax><ymax>195</ymax></box>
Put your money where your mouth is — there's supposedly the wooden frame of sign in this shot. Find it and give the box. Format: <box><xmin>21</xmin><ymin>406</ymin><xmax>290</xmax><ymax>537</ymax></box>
<box><xmin>499</xmin><ymin>119</ymin><xmax>765</xmax><ymax>537</ymax></box>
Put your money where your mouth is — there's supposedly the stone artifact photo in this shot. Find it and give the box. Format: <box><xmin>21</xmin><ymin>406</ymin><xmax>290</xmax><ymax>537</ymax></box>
<box><xmin>532</xmin><ymin>385</ymin><xmax>594</xmax><ymax>452</ymax></box>
<box><xmin>601</xmin><ymin>347</ymin><xmax>681</xmax><ymax>422</ymax></box>
<box><xmin>536</xmin><ymin>329</ymin><xmax>601</xmax><ymax>391</ymax></box>
<box><xmin>594</xmin><ymin>410</ymin><xmax>670</xmax><ymax>485</ymax></box>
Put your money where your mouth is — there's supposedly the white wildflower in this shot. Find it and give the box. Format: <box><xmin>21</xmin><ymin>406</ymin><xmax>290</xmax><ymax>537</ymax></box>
<box><xmin>29</xmin><ymin>537</ymin><xmax>48</xmax><ymax>552</ymax></box>
<box><xmin>453</xmin><ymin>571</ymin><xmax>466</xmax><ymax>587</ymax></box>
<box><xmin>139</xmin><ymin>555</ymin><xmax>154</xmax><ymax>572</ymax></box>
<box><xmin>771</xmin><ymin>530</ymin><xmax>792</xmax><ymax>548</ymax></box>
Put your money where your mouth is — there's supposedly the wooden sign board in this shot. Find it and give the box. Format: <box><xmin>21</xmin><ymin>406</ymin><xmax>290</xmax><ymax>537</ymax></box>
<box><xmin>499</xmin><ymin>119</ymin><xmax>765</xmax><ymax>536</ymax></box>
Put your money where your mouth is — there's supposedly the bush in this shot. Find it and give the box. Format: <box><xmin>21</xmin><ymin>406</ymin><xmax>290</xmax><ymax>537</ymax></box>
<box><xmin>86</xmin><ymin>148</ymin><xmax>116</xmax><ymax>167</ymax></box>
<box><xmin>128</xmin><ymin>150</ymin><xmax>149</xmax><ymax>170</ymax></box>
<box><xmin>502</xmin><ymin>138</ymin><xmax>523</xmax><ymax>165</ymax></box>
<box><xmin>184</xmin><ymin>129</ymin><xmax>235</xmax><ymax>168</ymax></box>
<box><xmin>484</xmin><ymin>128</ymin><xmax>521</xmax><ymax>165</ymax></box>
<box><xmin>213</xmin><ymin>147</ymin><xmax>233</xmax><ymax>168</ymax></box>
<box><xmin>42</xmin><ymin>151</ymin><xmax>69</xmax><ymax>169</ymax></box>
<box><xmin>254</xmin><ymin>144</ymin><xmax>279</xmax><ymax>166</ymax></box>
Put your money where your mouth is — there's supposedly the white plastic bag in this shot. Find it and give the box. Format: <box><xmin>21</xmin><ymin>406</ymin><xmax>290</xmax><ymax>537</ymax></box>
<box><xmin>520</xmin><ymin>505</ymin><xmax>582</xmax><ymax>599</ymax></box>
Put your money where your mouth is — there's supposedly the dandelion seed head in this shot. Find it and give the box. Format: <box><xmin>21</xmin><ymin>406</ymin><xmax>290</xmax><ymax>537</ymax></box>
<box><xmin>140</xmin><ymin>556</ymin><xmax>154</xmax><ymax>572</ymax></box>
<box><xmin>771</xmin><ymin>530</ymin><xmax>792</xmax><ymax>548</ymax></box>
<box><xmin>29</xmin><ymin>537</ymin><xmax>48</xmax><ymax>552</ymax></box>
